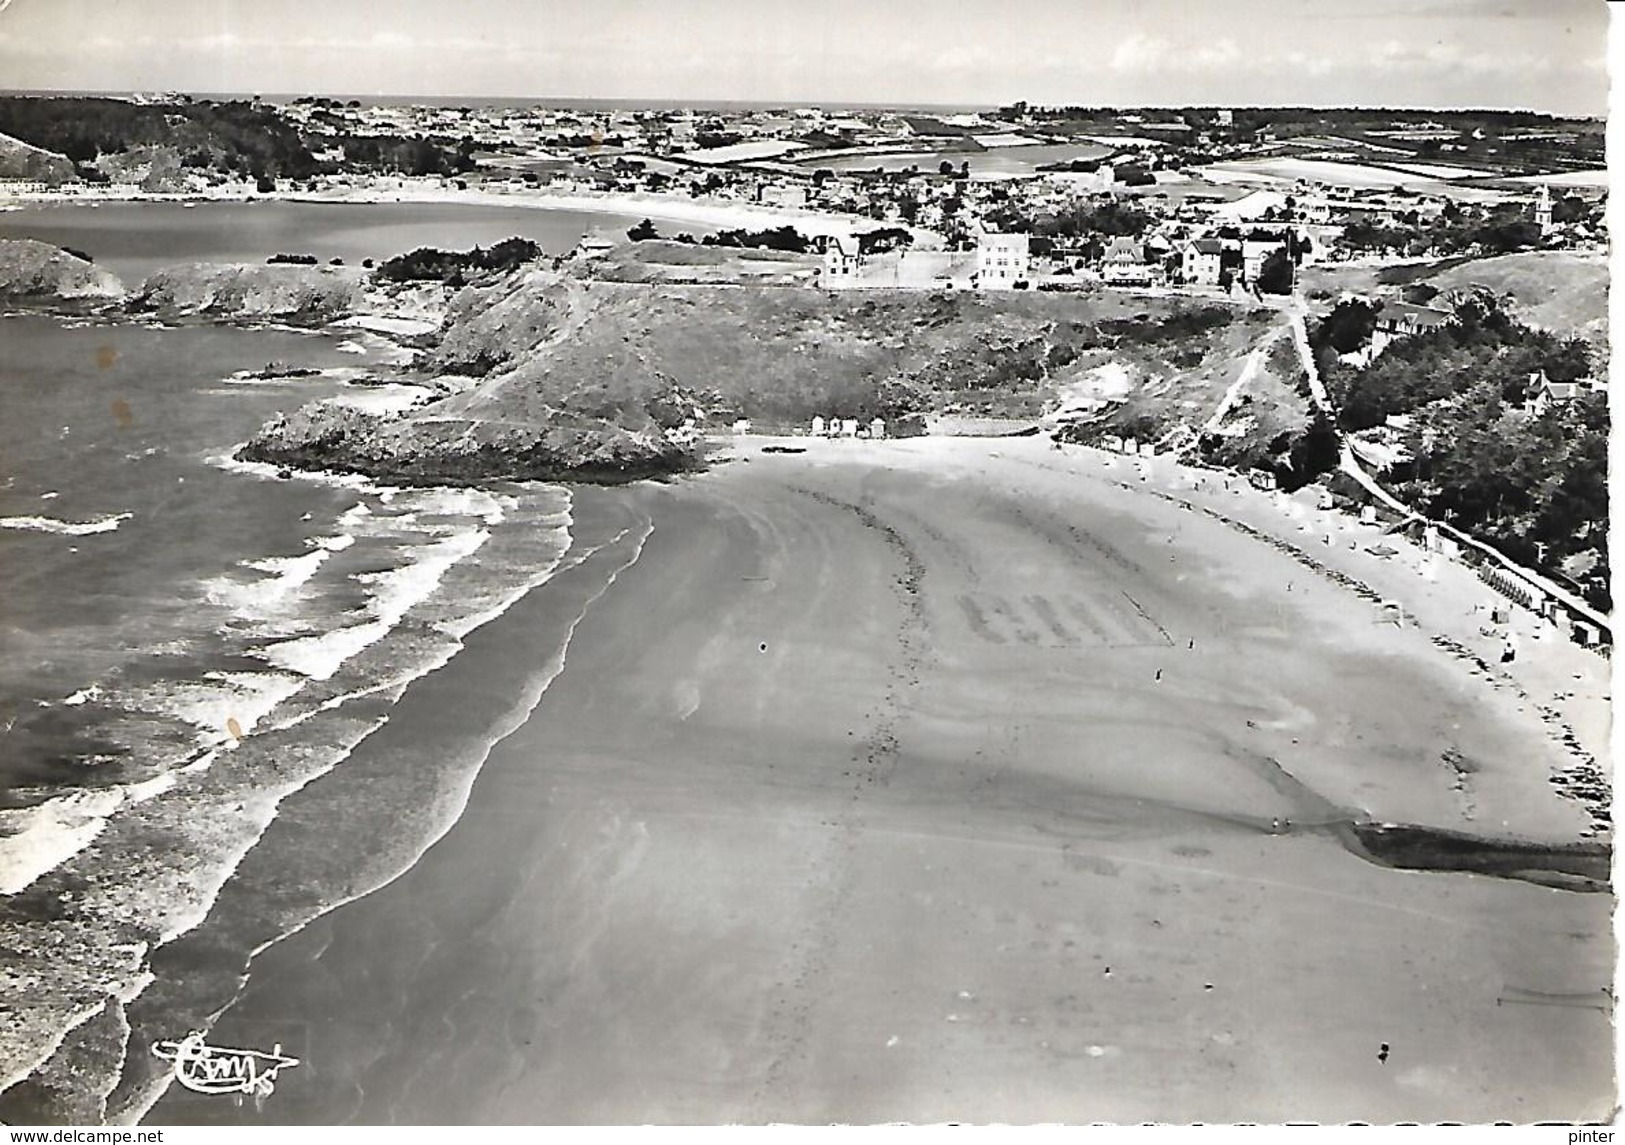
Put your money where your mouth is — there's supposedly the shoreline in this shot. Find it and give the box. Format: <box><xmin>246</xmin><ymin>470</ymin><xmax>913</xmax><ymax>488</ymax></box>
<box><xmin>1</xmin><ymin>181</ymin><xmax>942</xmax><ymax>247</ymax></box>
<box><xmin>141</xmin><ymin>434</ymin><xmax>1610</xmax><ymax>1124</ymax></box>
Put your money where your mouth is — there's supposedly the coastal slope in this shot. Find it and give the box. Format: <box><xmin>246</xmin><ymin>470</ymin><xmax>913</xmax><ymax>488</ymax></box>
<box><xmin>0</xmin><ymin>238</ymin><xmax>122</xmax><ymax>301</ymax></box>
<box><xmin>0</xmin><ymin>132</ymin><xmax>76</xmax><ymax>186</ymax></box>
<box><xmin>241</xmin><ymin>257</ymin><xmax>1297</xmax><ymax>484</ymax></box>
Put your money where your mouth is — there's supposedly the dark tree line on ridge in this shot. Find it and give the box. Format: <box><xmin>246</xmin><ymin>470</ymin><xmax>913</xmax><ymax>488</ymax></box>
<box><xmin>1311</xmin><ymin>295</ymin><xmax>1607</xmax><ymax>608</ymax></box>
<box><xmin>0</xmin><ymin>96</ymin><xmax>476</xmax><ymax>183</ymax></box>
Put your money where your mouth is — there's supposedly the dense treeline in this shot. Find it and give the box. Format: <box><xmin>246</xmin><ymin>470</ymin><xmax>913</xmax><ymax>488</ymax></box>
<box><xmin>0</xmin><ymin>97</ymin><xmax>477</xmax><ymax>182</ymax></box>
<box><xmin>1312</xmin><ymin>295</ymin><xmax>1608</xmax><ymax>607</ymax></box>
<box><xmin>985</xmin><ymin>198</ymin><xmax>1153</xmax><ymax>242</ymax></box>
<box><xmin>1410</xmin><ymin>386</ymin><xmax>1608</xmax><ymax>609</ymax></box>
<box><xmin>327</xmin><ymin>133</ymin><xmax>477</xmax><ymax>177</ymax></box>
<box><xmin>375</xmin><ymin>238</ymin><xmax>544</xmax><ymax>284</ymax></box>
<box><xmin>1339</xmin><ymin>197</ymin><xmax>1600</xmax><ymax>258</ymax></box>
<box><xmin>0</xmin><ymin>96</ymin><xmax>318</xmax><ymax>179</ymax></box>
<box><xmin>700</xmin><ymin>226</ymin><xmax>812</xmax><ymax>253</ymax></box>
<box><xmin>1314</xmin><ymin>296</ymin><xmax>1594</xmax><ymax>431</ymax></box>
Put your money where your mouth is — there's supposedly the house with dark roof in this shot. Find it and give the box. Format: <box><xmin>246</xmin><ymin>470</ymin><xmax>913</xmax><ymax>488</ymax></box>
<box><xmin>1180</xmin><ymin>237</ymin><xmax>1225</xmax><ymax>286</ymax></box>
<box><xmin>1101</xmin><ymin>236</ymin><xmax>1152</xmax><ymax>285</ymax></box>
<box><xmin>1523</xmin><ymin>370</ymin><xmax>1599</xmax><ymax>417</ymax></box>
<box><xmin>1369</xmin><ymin>300</ymin><xmax>1454</xmax><ymax>357</ymax></box>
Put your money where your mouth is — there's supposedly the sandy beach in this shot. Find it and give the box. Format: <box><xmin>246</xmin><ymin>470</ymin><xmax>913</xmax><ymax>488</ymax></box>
<box><xmin>295</xmin><ymin>182</ymin><xmax>944</xmax><ymax>245</ymax></box>
<box><xmin>0</xmin><ymin>181</ymin><xmax>934</xmax><ymax>247</ymax></box>
<box><xmin>152</xmin><ymin>435</ymin><xmax>1612</xmax><ymax>1125</ymax></box>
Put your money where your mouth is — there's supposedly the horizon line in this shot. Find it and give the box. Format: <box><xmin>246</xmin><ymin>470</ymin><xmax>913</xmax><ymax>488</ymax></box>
<box><xmin>0</xmin><ymin>87</ymin><xmax>1603</xmax><ymax>121</ymax></box>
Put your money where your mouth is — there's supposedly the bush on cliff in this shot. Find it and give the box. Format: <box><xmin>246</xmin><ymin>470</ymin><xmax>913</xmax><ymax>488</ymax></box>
<box><xmin>376</xmin><ymin>238</ymin><xmax>545</xmax><ymax>284</ymax></box>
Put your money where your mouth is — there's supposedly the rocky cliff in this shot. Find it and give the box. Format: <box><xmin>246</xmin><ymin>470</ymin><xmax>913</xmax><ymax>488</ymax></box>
<box><xmin>0</xmin><ymin>238</ymin><xmax>123</xmax><ymax>301</ymax></box>
<box><xmin>242</xmin><ymin>251</ymin><xmax>1306</xmax><ymax>486</ymax></box>
<box><xmin>131</xmin><ymin>263</ymin><xmax>365</xmax><ymax>324</ymax></box>
<box><xmin>240</xmin><ymin>400</ymin><xmax>695</xmax><ymax>485</ymax></box>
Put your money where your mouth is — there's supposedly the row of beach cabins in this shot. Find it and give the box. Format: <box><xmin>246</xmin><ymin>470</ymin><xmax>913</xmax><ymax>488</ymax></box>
<box><xmin>731</xmin><ymin>416</ymin><xmax>890</xmax><ymax>439</ymax></box>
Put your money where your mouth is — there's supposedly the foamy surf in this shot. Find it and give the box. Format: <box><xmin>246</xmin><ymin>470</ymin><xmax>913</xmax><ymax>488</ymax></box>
<box><xmin>0</xmin><ymin>512</ymin><xmax>132</xmax><ymax>536</ymax></box>
<box><xmin>116</xmin><ymin>505</ymin><xmax>645</xmax><ymax>1127</ymax></box>
<box><xmin>319</xmin><ymin>382</ymin><xmax>435</xmax><ymax>415</ymax></box>
<box><xmin>0</xmin><ymin>772</ymin><xmax>178</xmax><ymax>895</ymax></box>
<box><xmin>208</xmin><ymin>447</ymin><xmax>381</xmax><ymax>491</ymax></box>
<box><xmin>3</xmin><ymin>481</ymin><xmax>578</xmax><ymax>1104</ymax></box>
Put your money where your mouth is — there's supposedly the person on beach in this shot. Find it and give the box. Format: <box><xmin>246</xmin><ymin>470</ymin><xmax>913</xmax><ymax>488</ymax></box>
<box><xmin>1502</xmin><ymin>630</ymin><xmax>1519</xmax><ymax>664</ymax></box>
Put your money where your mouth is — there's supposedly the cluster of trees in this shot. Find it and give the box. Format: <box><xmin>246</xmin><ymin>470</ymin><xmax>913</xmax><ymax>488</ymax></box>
<box><xmin>374</xmin><ymin>237</ymin><xmax>544</xmax><ymax>284</ymax></box>
<box><xmin>1412</xmin><ymin>386</ymin><xmax>1607</xmax><ymax>607</ymax></box>
<box><xmin>326</xmin><ymin>134</ymin><xmax>476</xmax><ymax>178</ymax></box>
<box><xmin>1314</xmin><ymin>295</ymin><xmax>1593</xmax><ymax>432</ymax></box>
<box><xmin>1340</xmin><ymin>200</ymin><xmax>1556</xmax><ymax>258</ymax></box>
<box><xmin>0</xmin><ymin>96</ymin><xmax>489</xmax><ymax>183</ymax></box>
<box><xmin>628</xmin><ymin>222</ymin><xmax>911</xmax><ymax>257</ymax></box>
<box><xmin>0</xmin><ymin>96</ymin><xmax>318</xmax><ymax>181</ymax></box>
<box><xmin>701</xmin><ymin>225</ymin><xmax>813</xmax><ymax>253</ymax></box>
<box><xmin>1312</xmin><ymin>295</ymin><xmax>1607</xmax><ymax>606</ymax></box>
<box><xmin>856</xmin><ymin>227</ymin><xmax>913</xmax><ymax>254</ymax></box>
<box><xmin>985</xmin><ymin>198</ymin><xmax>1153</xmax><ymax>245</ymax></box>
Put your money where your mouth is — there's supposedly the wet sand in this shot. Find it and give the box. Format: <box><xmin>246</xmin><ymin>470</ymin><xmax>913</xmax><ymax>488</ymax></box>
<box><xmin>154</xmin><ymin>436</ymin><xmax>1613</xmax><ymax>1124</ymax></box>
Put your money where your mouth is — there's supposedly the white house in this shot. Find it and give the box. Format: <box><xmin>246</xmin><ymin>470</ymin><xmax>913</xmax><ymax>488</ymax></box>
<box><xmin>1524</xmin><ymin>370</ymin><xmax>1598</xmax><ymax>416</ymax></box>
<box><xmin>575</xmin><ymin>230</ymin><xmax>617</xmax><ymax>258</ymax></box>
<box><xmin>1240</xmin><ymin>234</ymin><xmax>1291</xmax><ymax>285</ymax></box>
<box><xmin>1101</xmin><ymin>236</ymin><xmax>1152</xmax><ymax>286</ymax></box>
<box><xmin>1180</xmin><ymin>237</ymin><xmax>1225</xmax><ymax>286</ymax></box>
<box><xmin>975</xmin><ymin>232</ymin><xmax>1030</xmax><ymax>290</ymax></box>
<box><xmin>820</xmin><ymin>234</ymin><xmax>863</xmax><ymax>290</ymax></box>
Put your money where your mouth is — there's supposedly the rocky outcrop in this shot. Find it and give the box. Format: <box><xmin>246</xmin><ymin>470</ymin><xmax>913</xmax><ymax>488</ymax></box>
<box><xmin>240</xmin><ymin>400</ymin><xmax>698</xmax><ymax>485</ymax></box>
<box><xmin>241</xmin><ymin>256</ymin><xmax>1290</xmax><ymax>487</ymax></box>
<box><xmin>132</xmin><ymin>263</ymin><xmax>365</xmax><ymax>324</ymax></box>
<box><xmin>0</xmin><ymin>238</ymin><xmax>123</xmax><ymax>301</ymax></box>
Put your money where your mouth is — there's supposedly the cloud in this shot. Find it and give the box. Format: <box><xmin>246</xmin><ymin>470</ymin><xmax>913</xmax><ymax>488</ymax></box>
<box><xmin>1367</xmin><ymin>38</ymin><xmax>1556</xmax><ymax>77</ymax></box>
<box><xmin>1191</xmin><ymin>38</ymin><xmax>1240</xmax><ymax>70</ymax></box>
<box><xmin>1283</xmin><ymin>50</ymin><xmax>1335</xmax><ymax>77</ymax></box>
<box><xmin>1111</xmin><ymin>33</ymin><xmax>1243</xmax><ymax>75</ymax></box>
<box><xmin>1110</xmin><ymin>33</ymin><xmax>1169</xmax><ymax>73</ymax></box>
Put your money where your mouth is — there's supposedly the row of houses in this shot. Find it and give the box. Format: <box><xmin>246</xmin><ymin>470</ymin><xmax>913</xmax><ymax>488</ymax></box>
<box><xmin>818</xmin><ymin>223</ymin><xmax>1313</xmax><ymax>294</ymax></box>
<box><xmin>820</xmin><ymin>231</ymin><xmax>1033</xmax><ymax>290</ymax></box>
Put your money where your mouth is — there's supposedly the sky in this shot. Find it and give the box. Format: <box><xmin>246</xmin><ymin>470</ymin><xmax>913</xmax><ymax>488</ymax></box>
<box><xmin>0</xmin><ymin>0</ymin><xmax>1609</xmax><ymax>116</ymax></box>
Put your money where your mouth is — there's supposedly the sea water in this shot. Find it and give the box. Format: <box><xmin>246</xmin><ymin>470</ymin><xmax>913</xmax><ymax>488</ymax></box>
<box><xmin>0</xmin><ymin>206</ymin><xmax>644</xmax><ymax>1121</ymax></box>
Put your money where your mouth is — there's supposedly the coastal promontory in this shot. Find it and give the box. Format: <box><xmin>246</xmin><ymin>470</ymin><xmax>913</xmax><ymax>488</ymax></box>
<box><xmin>241</xmin><ymin>243</ymin><xmax>1319</xmax><ymax>487</ymax></box>
<box><xmin>0</xmin><ymin>238</ymin><xmax>123</xmax><ymax>302</ymax></box>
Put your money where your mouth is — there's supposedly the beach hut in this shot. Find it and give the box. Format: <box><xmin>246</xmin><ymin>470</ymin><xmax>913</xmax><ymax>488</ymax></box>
<box><xmin>811</xmin><ymin>415</ymin><xmax>825</xmax><ymax>436</ymax></box>
<box><xmin>871</xmin><ymin>417</ymin><xmax>886</xmax><ymax>440</ymax></box>
<box><xmin>732</xmin><ymin>418</ymin><xmax>752</xmax><ymax>436</ymax></box>
<box><xmin>842</xmin><ymin>419</ymin><xmax>859</xmax><ymax>438</ymax></box>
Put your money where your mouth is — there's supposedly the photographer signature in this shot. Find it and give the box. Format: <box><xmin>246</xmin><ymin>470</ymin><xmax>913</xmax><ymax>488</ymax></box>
<box><xmin>152</xmin><ymin>1031</ymin><xmax>300</xmax><ymax>1098</ymax></box>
